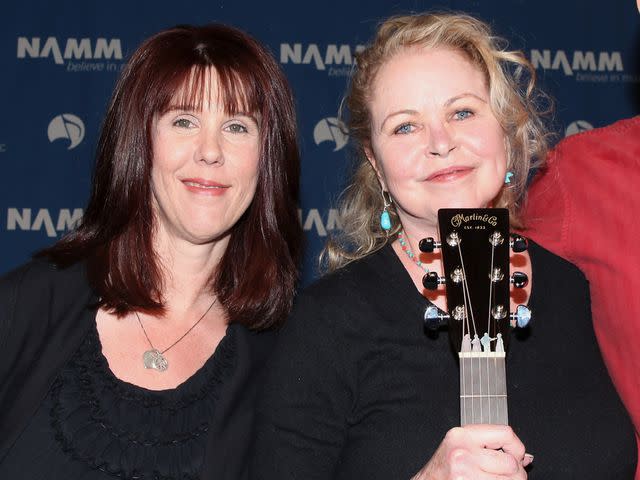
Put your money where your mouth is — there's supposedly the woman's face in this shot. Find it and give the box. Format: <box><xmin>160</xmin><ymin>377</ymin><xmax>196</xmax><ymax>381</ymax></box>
<box><xmin>151</xmin><ymin>69</ymin><xmax>260</xmax><ymax>246</ymax></box>
<box><xmin>366</xmin><ymin>47</ymin><xmax>507</xmax><ymax>234</ymax></box>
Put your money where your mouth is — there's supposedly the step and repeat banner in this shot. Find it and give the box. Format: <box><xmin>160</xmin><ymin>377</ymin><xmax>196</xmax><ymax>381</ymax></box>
<box><xmin>1</xmin><ymin>1</ymin><xmax>639</xmax><ymax>283</ymax></box>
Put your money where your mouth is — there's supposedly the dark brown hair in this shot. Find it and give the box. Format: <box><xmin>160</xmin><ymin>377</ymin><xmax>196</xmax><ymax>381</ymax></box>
<box><xmin>40</xmin><ymin>24</ymin><xmax>302</xmax><ymax>330</ymax></box>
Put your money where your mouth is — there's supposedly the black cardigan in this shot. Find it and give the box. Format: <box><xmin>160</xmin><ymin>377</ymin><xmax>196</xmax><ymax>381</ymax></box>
<box><xmin>0</xmin><ymin>259</ymin><xmax>274</xmax><ymax>479</ymax></box>
<box><xmin>252</xmin><ymin>242</ymin><xmax>636</xmax><ymax>479</ymax></box>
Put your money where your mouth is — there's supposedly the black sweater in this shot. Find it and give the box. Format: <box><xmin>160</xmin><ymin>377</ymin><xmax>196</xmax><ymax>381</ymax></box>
<box><xmin>252</xmin><ymin>242</ymin><xmax>636</xmax><ymax>479</ymax></box>
<box><xmin>0</xmin><ymin>259</ymin><xmax>274</xmax><ymax>479</ymax></box>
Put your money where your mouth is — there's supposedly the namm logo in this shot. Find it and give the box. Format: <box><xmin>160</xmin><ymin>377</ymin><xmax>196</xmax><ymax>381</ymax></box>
<box><xmin>17</xmin><ymin>37</ymin><xmax>124</xmax><ymax>72</ymax></box>
<box><xmin>298</xmin><ymin>208</ymin><xmax>342</xmax><ymax>237</ymax></box>
<box><xmin>48</xmin><ymin>113</ymin><xmax>85</xmax><ymax>150</ymax></box>
<box><xmin>313</xmin><ymin>117</ymin><xmax>348</xmax><ymax>151</ymax></box>
<box><xmin>529</xmin><ymin>49</ymin><xmax>632</xmax><ymax>83</ymax></box>
<box><xmin>565</xmin><ymin>120</ymin><xmax>594</xmax><ymax>137</ymax></box>
<box><xmin>7</xmin><ymin>208</ymin><xmax>83</xmax><ymax>237</ymax></box>
<box><xmin>280</xmin><ymin>43</ymin><xmax>364</xmax><ymax>76</ymax></box>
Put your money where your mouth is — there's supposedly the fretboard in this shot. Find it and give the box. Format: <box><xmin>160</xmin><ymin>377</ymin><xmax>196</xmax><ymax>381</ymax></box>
<box><xmin>459</xmin><ymin>352</ymin><xmax>508</xmax><ymax>425</ymax></box>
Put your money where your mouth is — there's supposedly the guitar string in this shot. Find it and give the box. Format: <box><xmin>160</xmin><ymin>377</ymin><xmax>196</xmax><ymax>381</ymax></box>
<box><xmin>489</xmin><ymin>240</ymin><xmax>507</xmax><ymax>424</ymax></box>
<box><xmin>458</xmin><ymin>240</ymin><xmax>470</xmax><ymax>425</ymax></box>
<box><xmin>462</xmin><ymin>250</ymin><xmax>470</xmax><ymax>425</ymax></box>
<box><xmin>489</xmin><ymin>242</ymin><xmax>506</xmax><ymax>424</ymax></box>
<box><xmin>457</xmin><ymin>242</ymin><xmax>477</xmax><ymax>336</ymax></box>
<box><xmin>457</xmin><ymin>237</ymin><xmax>467</xmax><ymax>425</ymax></box>
<box><xmin>456</xmin><ymin>240</ymin><xmax>480</xmax><ymax>423</ymax></box>
<box><xmin>487</xmin><ymin>242</ymin><xmax>496</xmax><ymax>424</ymax></box>
<box><xmin>462</xmin><ymin>280</ymin><xmax>468</xmax><ymax>425</ymax></box>
<box><xmin>487</xmin><ymin>244</ymin><xmax>496</xmax><ymax>335</ymax></box>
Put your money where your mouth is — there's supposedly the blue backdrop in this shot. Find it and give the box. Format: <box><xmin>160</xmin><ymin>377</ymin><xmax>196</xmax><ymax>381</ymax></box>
<box><xmin>2</xmin><ymin>1</ymin><xmax>639</xmax><ymax>284</ymax></box>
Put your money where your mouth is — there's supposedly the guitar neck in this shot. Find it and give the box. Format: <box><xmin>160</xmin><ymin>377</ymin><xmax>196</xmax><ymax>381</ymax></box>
<box><xmin>459</xmin><ymin>352</ymin><xmax>508</xmax><ymax>426</ymax></box>
<box><xmin>431</xmin><ymin>208</ymin><xmax>519</xmax><ymax>427</ymax></box>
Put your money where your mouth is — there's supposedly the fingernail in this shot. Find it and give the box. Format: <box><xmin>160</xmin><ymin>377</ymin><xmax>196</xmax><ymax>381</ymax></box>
<box><xmin>523</xmin><ymin>453</ymin><xmax>534</xmax><ymax>466</ymax></box>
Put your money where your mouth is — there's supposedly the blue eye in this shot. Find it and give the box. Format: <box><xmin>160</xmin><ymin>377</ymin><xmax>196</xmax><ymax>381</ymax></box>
<box><xmin>394</xmin><ymin>123</ymin><xmax>414</xmax><ymax>135</ymax></box>
<box><xmin>454</xmin><ymin>110</ymin><xmax>473</xmax><ymax>120</ymax></box>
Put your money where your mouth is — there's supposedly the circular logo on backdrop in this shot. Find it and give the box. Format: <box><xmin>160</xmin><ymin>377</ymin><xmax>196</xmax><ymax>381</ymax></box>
<box><xmin>565</xmin><ymin>120</ymin><xmax>594</xmax><ymax>137</ymax></box>
<box><xmin>313</xmin><ymin>117</ymin><xmax>348</xmax><ymax>152</ymax></box>
<box><xmin>48</xmin><ymin>113</ymin><xmax>85</xmax><ymax>150</ymax></box>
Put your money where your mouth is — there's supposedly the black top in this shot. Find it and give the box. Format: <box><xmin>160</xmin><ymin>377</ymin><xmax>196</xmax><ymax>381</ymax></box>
<box><xmin>0</xmin><ymin>259</ymin><xmax>275</xmax><ymax>479</ymax></box>
<box><xmin>252</xmin><ymin>242</ymin><xmax>636</xmax><ymax>479</ymax></box>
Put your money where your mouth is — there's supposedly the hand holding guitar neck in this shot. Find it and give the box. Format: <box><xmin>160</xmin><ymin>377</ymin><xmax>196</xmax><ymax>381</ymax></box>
<box><xmin>411</xmin><ymin>424</ymin><xmax>532</xmax><ymax>480</ymax></box>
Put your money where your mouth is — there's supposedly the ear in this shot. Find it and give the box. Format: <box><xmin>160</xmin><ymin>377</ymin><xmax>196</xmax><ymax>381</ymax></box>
<box><xmin>364</xmin><ymin>144</ymin><xmax>388</xmax><ymax>191</ymax></box>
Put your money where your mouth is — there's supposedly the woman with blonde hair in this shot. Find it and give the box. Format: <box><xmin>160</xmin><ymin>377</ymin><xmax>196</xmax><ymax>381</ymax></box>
<box><xmin>252</xmin><ymin>12</ymin><xmax>635</xmax><ymax>479</ymax></box>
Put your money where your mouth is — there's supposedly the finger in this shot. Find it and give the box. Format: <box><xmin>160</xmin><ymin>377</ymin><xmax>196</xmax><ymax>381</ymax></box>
<box><xmin>464</xmin><ymin>424</ymin><xmax>526</xmax><ymax>460</ymax></box>
<box><xmin>451</xmin><ymin>466</ymin><xmax>526</xmax><ymax>480</ymax></box>
<box><xmin>523</xmin><ymin>453</ymin><xmax>534</xmax><ymax>467</ymax></box>
<box><xmin>473</xmin><ymin>448</ymin><xmax>520</xmax><ymax>476</ymax></box>
<box><xmin>475</xmin><ymin>465</ymin><xmax>528</xmax><ymax>480</ymax></box>
<box><xmin>515</xmin><ymin>462</ymin><xmax>529</xmax><ymax>480</ymax></box>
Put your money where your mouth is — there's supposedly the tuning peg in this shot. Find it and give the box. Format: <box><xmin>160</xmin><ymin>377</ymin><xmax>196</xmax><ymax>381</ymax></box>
<box><xmin>510</xmin><ymin>304</ymin><xmax>532</xmax><ymax>328</ymax></box>
<box><xmin>489</xmin><ymin>231</ymin><xmax>505</xmax><ymax>247</ymax></box>
<box><xmin>419</xmin><ymin>237</ymin><xmax>441</xmax><ymax>253</ymax></box>
<box><xmin>510</xmin><ymin>234</ymin><xmax>528</xmax><ymax>253</ymax></box>
<box><xmin>422</xmin><ymin>271</ymin><xmax>445</xmax><ymax>290</ymax></box>
<box><xmin>424</xmin><ymin>305</ymin><xmax>449</xmax><ymax>330</ymax></box>
<box><xmin>492</xmin><ymin>304</ymin><xmax>508</xmax><ymax>320</ymax></box>
<box><xmin>510</xmin><ymin>271</ymin><xmax>529</xmax><ymax>288</ymax></box>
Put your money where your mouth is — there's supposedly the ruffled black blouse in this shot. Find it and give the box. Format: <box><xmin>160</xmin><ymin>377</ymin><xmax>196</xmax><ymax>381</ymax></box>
<box><xmin>2</xmin><ymin>322</ymin><xmax>238</xmax><ymax>479</ymax></box>
<box><xmin>0</xmin><ymin>260</ymin><xmax>275</xmax><ymax>479</ymax></box>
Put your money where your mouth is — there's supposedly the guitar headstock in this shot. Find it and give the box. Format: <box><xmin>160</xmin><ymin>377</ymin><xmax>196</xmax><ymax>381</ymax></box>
<box><xmin>421</xmin><ymin>208</ymin><xmax>530</xmax><ymax>354</ymax></box>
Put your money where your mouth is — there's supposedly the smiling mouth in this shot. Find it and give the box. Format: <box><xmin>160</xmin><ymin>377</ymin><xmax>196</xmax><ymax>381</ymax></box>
<box><xmin>426</xmin><ymin>166</ymin><xmax>473</xmax><ymax>182</ymax></box>
<box><xmin>183</xmin><ymin>181</ymin><xmax>226</xmax><ymax>189</ymax></box>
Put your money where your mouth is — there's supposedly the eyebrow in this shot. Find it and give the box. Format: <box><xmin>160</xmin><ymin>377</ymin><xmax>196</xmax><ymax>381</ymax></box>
<box><xmin>445</xmin><ymin>92</ymin><xmax>488</xmax><ymax>106</ymax></box>
<box><xmin>380</xmin><ymin>109</ymin><xmax>419</xmax><ymax>131</ymax></box>
<box><xmin>163</xmin><ymin>106</ymin><xmax>259</xmax><ymax>121</ymax></box>
<box><xmin>380</xmin><ymin>93</ymin><xmax>488</xmax><ymax>130</ymax></box>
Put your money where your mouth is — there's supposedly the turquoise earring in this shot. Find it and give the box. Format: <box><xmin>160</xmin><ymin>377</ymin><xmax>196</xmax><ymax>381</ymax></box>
<box><xmin>380</xmin><ymin>189</ymin><xmax>392</xmax><ymax>231</ymax></box>
<box><xmin>504</xmin><ymin>171</ymin><xmax>514</xmax><ymax>185</ymax></box>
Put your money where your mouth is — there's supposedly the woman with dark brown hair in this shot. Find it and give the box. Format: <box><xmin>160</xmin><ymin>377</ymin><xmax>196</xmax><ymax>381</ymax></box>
<box><xmin>0</xmin><ymin>23</ymin><xmax>301</xmax><ymax>479</ymax></box>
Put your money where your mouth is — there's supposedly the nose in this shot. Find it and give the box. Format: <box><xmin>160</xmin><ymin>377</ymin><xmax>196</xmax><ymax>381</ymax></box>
<box><xmin>426</xmin><ymin>121</ymin><xmax>455</xmax><ymax>158</ymax></box>
<box><xmin>196</xmin><ymin>131</ymin><xmax>224</xmax><ymax>166</ymax></box>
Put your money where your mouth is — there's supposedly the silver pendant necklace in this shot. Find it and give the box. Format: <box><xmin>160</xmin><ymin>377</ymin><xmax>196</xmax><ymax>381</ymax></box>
<box><xmin>134</xmin><ymin>298</ymin><xmax>217</xmax><ymax>372</ymax></box>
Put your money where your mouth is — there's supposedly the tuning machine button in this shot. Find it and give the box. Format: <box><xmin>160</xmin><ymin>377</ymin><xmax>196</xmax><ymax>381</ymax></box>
<box><xmin>424</xmin><ymin>305</ymin><xmax>449</xmax><ymax>330</ymax></box>
<box><xmin>510</xmin><ymin>304</ymin><xmax>532</xmax><ymax>328</ymax></box>
<box><xmin>446</xmin><ymin>232</ymin><xmax>461</xmax><ymax>247</ymax></box>
<box><xmin>491</xmin><ymin>304</ymin><xmax>508</xmax><ymax>320</ymax></box>
<box><xmin>422</xmin><ymin>272</ymin><xmax>446</xmax><ymax>290</ymax></box>
<box><xmin>510</xmin><ymin>271</ymin><xmax>529</xmax><ymax>288</ymax></box>
<box><xmin>490</xmin><ymin>267</ymin><xmax>504</xmax><ymax>282</ymax></box>
<box><xmin>419</xmin><ymin>237</ymin><xmax>441</xmax><ymax>253</ymax></box>
<box><xmin>451</xmin><ymin>305</ymin><xmax>467</xmax><ymax>321</ymax></box>
<box><xmin>510</xmin><ymin>234</ymin><xmax>528</xmax><ymax>253</ymax></box>
<box><xmin>450</xmin><ymin>267</ymin><xmax>465</xmax><ymax>284</ymax></box>
<box><xmin>489</xmin><ymin>231</ymin><xmax>505</xmax><ymax>247</ymax></box>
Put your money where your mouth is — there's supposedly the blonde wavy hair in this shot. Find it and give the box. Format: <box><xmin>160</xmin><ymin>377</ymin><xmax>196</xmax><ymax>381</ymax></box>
<box><xmin>322</xmin><ymin>12</ymin><xmax>551</xmax><ymax>272</ymax></box>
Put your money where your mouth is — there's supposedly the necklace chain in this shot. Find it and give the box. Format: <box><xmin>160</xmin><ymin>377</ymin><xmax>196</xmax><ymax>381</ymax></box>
<box><xmin>398</xmin><ymin>230</ymin><xmax>429</xmax><ymax>273</ymax></box>
<box><xmin>135</xmin><ymin>298</ymin><xmax>217</xmax><ymax>355</ymax></box>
